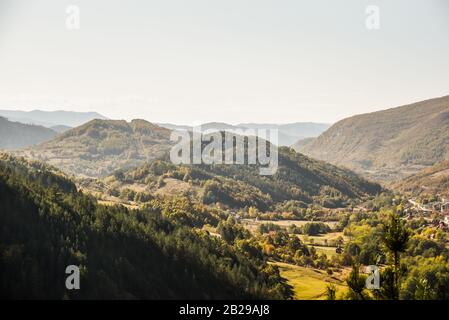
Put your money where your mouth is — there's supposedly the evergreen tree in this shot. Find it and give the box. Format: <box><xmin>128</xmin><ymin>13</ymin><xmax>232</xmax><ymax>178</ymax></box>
<box><xmin>382</xmin><ymin>212</ymin><xmax>410</xmax><ymax>299</ymax></box>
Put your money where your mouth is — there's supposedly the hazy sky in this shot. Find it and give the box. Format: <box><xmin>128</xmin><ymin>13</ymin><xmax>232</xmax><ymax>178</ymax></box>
<box><xmin>0</xmin><ymin>0</ymin><xmax>448</xmax><ymax>125</ymax></box>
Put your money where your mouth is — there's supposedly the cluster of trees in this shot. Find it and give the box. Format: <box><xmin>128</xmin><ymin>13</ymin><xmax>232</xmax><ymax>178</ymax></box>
<box><xmin>302</xmin><ymin>222</ymin><xmax>331</xmax><ymax>236</ymax></box>
<box><xmin>257</xmin><ymin>222</ymin><xmax>331</xmax><ymax>237</ymax></box>
<box><xmin>201</xmin><ymin>178</ymin><xmax>272</xmax><ymax>210</ymax></box>
<box><xmin>260</xmin><ymin>230</ymin><xmax>335</xmax><ymax>271</ymax></box>
<box><xmin>143</xmin><ymin>195</ymin><xmax>226</xmax><ymax>228</ymax></box>
<box><xmin>238</xmin><ymin>224</ymin><xmax>335</xmax><ymax>272</ymax></box>
<box><xmin>217</xmin><ymin>217</ymin><xmax>252</xmax><ymax>244</ymax></box>
<box><xmin>248</xmin><ymin>202</ymin><xmax>345</xmax><ymax>222</ymax></box>
<box><xmin>0</xmin><ymin>154</ymin><xmax>293</xmax><ymax>299</ymax></box>
<box><xmin>339</xmin><ymin>209</ymin><xmax>449</xmax><ymax>300</ymax></box>
<box><xmin>118</xmin><ymin>188</ymin><xmax>153</xmax><ymax>203</ymax></box>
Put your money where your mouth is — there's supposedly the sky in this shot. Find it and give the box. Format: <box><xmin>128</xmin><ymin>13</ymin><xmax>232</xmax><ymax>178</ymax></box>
<box><xmin>0</xmin><ymin>0</ymin><xmax>448</xmax><ymax>125</ymax></box>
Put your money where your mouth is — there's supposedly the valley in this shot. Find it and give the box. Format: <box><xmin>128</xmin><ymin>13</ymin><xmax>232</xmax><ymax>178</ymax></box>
<box><xmin>1</xmin><ymin>97</ymin><xmax>449</xmax><ymax>300</ymax></box>
<box><xmin>1</xmin><ymin>0</ymin><xmax>448</xmax><ymax>305</ymax></box>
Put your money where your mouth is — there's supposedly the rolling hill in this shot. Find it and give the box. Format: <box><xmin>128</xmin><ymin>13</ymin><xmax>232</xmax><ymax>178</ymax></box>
<box><xmin>15</xmin><ymin>119</ymin><xmax>173</xmax><ymax>177</ymax></box>
<box><xmin>393</xmin><ymin>160</ymin><xmax>449</xmax><ymax>197</ymax></box>
<box><xmin>106</xmin><ymin>145</ymin><xmax>382</xmax><ymax>210</ymax></box>
<box><xmin>0</xmin><ymin>117</ymin><xmax>57</xmax><ymax>149</ymax></box>
<box><xmin>11</xmin><ymin>119</ymin><xmax>381</xmax><ymax>208</ymax></box>
<box><xmin>299</xmin><ymin>95</ymin><xmax>449</xmax><ymax>182</ymax></box>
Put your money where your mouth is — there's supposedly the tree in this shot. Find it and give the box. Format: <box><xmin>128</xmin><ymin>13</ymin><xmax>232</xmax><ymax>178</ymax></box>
<box><xmin>346</xmin><ymin>264</ymin><xmax>367</xmax><ymax>300</ymax></box>
<box><xmin>382</xmin><ymin>212</ymin><xmax>410</xmax><ymax>299</ymax></box>
<box><xmin>325</xmin><ymin>284</ymin><xmax>337</xmax><ymax>300</ymax></box>
<box><xmin>401</xmin><ymin>256</ymin><xmax>449</xmax><ymax>300</ymax></box>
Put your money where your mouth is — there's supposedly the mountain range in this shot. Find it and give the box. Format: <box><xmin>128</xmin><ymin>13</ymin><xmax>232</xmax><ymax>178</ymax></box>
<box><xmin>158</xmin><ymin>122</ymin><xmax>330</xmax><ymax>146</ymax></box>
<box><xmin>7</xmin><ymin>117</ymin><xmax>380</xmax><ymax>208</ymax></box>
<box><xmin>299</xmin><ymin>95</ymin><xmax>449</xmax><ymax>182</ymax></box>
<box><xmin>0</xmin><ymin>108</ymin><xmax>330</xmax><ymax>148</ymax></box>
<box><xmin>4</xmin><ymin>94</ymin><xmax>449</xmax><ymax>186</ymax></box>
<box><xmin>0</xmin><ymin>109</ymin><xmax>108</xmax><ymax>128</ymax></box>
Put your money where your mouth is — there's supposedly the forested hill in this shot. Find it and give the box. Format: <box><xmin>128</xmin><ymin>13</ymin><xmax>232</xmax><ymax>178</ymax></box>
<box><xmin>113</xmin><ymin>147</ymin><xmax>381</xmax><ymax>210</ymax></box>
<box><xmin>0</xmin><ymin>154</ymin><xmax>293</xmax><ymax>299</ymax></box>
<box><xmin>299</xmin><ymin>95</ymin><xmax>449</xmax><ymax>182</ymax></box>
<box><xmin>16</xmin><ymin>119</ymin><xmax>173</xmax><ymax>177</ymax></box>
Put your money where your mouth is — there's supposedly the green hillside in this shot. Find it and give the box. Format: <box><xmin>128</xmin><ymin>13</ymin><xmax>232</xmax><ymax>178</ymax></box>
<box><xmin>16</xmin><ymin>119</ymin><xmax>173</xmax><ymax>177</ymax></box>
<box><xmin>300</xmin><ymin>95</ymin><xmax>449</xmax><ymax>182</ymax></box>
<box><xmin>0</xmin><ymin>153</ymin><xmax>293</xmax><ymax>299</ymax></box>
<box><xmin>108</xmin><ymin>146</ymin><xmax>381</xmax><ymax>210</ymax></box>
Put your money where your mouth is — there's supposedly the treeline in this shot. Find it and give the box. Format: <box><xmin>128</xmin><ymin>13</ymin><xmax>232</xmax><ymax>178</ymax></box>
<box><xmin>0</xmin><ymin>154</ymin><xmax>293</xmax><ymax>299</ymax></box>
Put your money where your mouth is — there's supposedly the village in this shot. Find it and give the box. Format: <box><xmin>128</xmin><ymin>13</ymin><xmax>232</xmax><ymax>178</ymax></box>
<box><xmin>404</xmin><ymin>196</ymin><xmax>449</xmax><ymax>231</ymax></box>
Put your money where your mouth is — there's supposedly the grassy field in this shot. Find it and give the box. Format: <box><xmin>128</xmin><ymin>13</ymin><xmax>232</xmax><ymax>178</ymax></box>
<box><xmin>97</xmin><ymin>199</ymin><xmax>140</xmax><ymax>209</ymax></box>
<box><xmin>298</xmin><ymin>231</ymin><xmax>349</xmax><ymax>245</ymax></box>
<box><xmin>312</xmin><ymin>245</ymin><xmax>339</xmax><ymax>258</ymax></box>
<box><xmin>272</xmin><ymin>262</ymin><xmax>348</xmax><ymax>300</ymax></box>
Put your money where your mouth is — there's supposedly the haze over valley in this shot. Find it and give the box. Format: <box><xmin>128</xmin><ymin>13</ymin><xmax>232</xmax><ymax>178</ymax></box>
<box><xmin>1</xmin><ymin>0</ymin><xmax>449</xmax><ymax>302</ymax></box>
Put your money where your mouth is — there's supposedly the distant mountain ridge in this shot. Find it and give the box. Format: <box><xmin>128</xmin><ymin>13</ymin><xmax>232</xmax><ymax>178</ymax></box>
<box><xmin>158</xmin><ymin>121</ymin><xmax>330</xmax><ymax>146</ymax></box>
<box><xmin>238</xmin><ymin>122</ymin><xmax>330</xmax><ymax>138</ymax></box>
<box><xmin>1</xmin><ymin>109</ymin><xmax>329</xmax><ymax>147</ymax></box>
<box><xmin>300</xmin><ymin>95</ymin><xmax>449</xmax><ymax>182</ymax></box>
<box><xmin>292</xmin><ymin>137</ymin><xmax>316</xmax><ymax>152</ymax></box>
<box><xmin>0</xmin><ymin>109</ymin><xmax>108</xmax><ymax>128</ymax></box>
<box><xmin>49</xmin><ymin>125</ymin><xmax>72</xmax><ymax>133</ymax></box>
<box><xmin>0</xmin><ymin>117</ymin><xmax>57</xmax><ymax>149</ymax></box>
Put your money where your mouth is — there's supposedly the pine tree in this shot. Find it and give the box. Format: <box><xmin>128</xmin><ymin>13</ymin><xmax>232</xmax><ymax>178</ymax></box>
<box><xmin>382</xmin><ymin>212</ymin><xmax>409</xmax><ymax>299</ymax></box>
